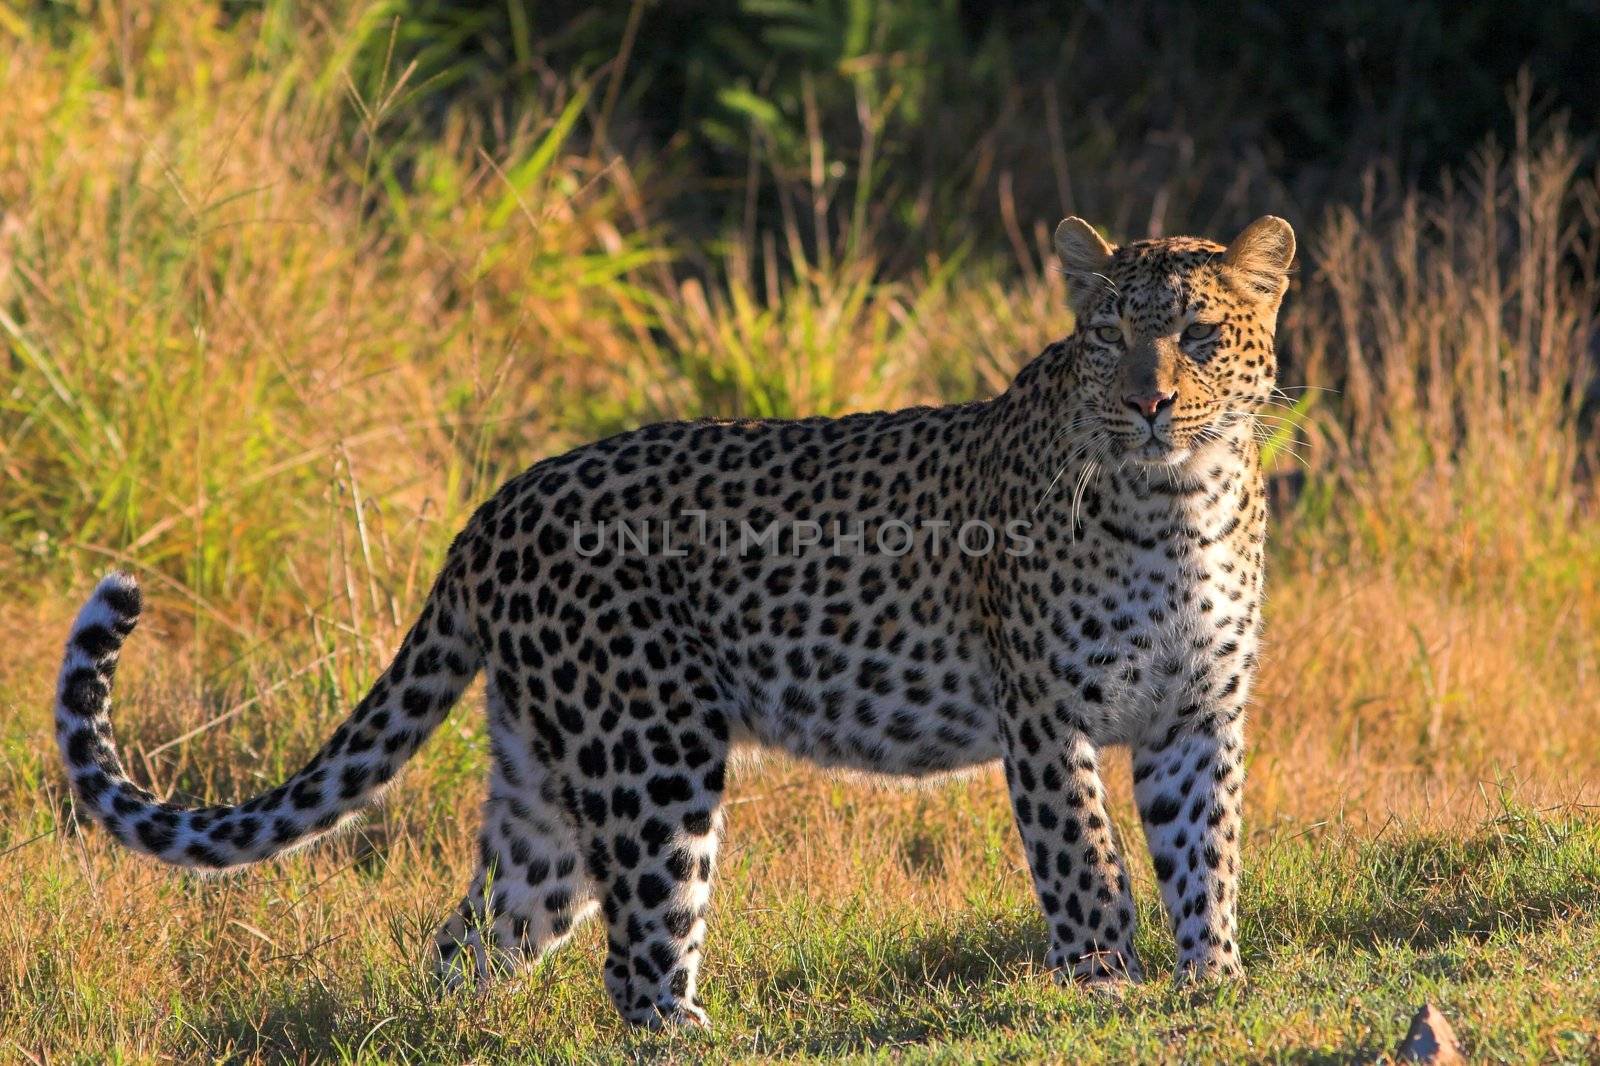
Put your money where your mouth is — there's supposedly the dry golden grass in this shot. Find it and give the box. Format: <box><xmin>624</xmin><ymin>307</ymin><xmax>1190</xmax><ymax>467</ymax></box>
<box><xmin>1</xmin><ymin>5</ymin><xmax>1597</xmax><ymax>1062</ymax></box>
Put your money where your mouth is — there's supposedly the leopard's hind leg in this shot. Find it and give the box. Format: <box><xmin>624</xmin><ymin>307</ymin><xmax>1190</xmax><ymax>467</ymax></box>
<box><xmin>570</xmin><ymin>644</ymin><xmax>731</xmax><ymax>1029</ymax></box>
<box><xmin>432</xmin><ymin>690</ymin><xmax>597</xmax><ymax>988</ymax></box>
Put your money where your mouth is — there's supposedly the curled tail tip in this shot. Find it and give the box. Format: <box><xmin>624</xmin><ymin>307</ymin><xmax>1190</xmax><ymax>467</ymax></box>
<box><xmin>92</xmin><ymin>571</ymin><xmax>143</xmax><ymax>620</ymax></box>
<box><xmin>71</xmin><ymin>572</ymin><xmax>142</xmax><ymax>642</ymax></box>
<box><xmin>59</xmin><ymin>573</ymin><xmax>141</xmax><ymax>722</ymax></box>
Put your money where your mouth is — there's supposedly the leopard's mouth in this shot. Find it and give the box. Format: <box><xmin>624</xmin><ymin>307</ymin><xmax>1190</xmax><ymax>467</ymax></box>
<box><xmin>1130</xmin><ymin>436</ymin><xmax>1191</xmax><ymax>466</ymax></box>
<box><xmin>1109</xmin><ymin>421</ymin><xmax>1191</xmax><ymax>465</ymax></box>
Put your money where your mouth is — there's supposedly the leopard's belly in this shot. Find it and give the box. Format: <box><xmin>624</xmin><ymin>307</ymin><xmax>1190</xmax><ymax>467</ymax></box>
<box><xmin>726</xmin><ymin>643</ymin><xmax>1002</xmax><ymax>775</ymax></box>
<box><xmin>692</xmin><ymin>553</ymin><xmax>1002</xmax><ymax>775</ymax></box>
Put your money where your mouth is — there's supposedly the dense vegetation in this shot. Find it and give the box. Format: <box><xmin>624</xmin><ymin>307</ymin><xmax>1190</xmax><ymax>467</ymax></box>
<box><xmin>1</xmin><ymin>2</ymin><xmax>1596</xmax><ymax>1061</ymax></box>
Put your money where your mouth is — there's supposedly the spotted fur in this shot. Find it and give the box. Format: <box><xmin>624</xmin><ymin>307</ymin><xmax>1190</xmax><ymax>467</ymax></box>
<box><xmin>54</xmin><ymin>215</ymin><xmax>1294</xmax><ymax>1028</ymax></box>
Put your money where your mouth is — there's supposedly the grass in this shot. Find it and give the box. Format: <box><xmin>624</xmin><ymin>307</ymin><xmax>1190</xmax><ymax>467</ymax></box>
<box><xmin>1</xmin><ymin>4</ymin><xmax>1598</xmax><ymax>1063</ymax></box>
<box><xmin>5</xmin><ymin>762</ymin><xmax>1600</xmax><ymax>1062</ymax></box>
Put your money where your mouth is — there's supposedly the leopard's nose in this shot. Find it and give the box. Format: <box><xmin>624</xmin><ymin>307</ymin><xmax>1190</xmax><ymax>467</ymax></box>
<box><xmin>1123</xmin><ymin>390</ymin><xmax>1176</xmax><ymax>421</ymax></box>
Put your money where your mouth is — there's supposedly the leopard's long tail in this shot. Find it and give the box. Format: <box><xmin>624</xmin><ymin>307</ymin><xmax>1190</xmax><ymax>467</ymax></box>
<box><xmin>53</xmin><ymin>567</ymin><xmax>480</xmax><ymax>870</ymax></box>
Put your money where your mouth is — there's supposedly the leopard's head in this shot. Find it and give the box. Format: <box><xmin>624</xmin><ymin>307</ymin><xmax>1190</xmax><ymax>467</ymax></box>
<box><xmin>1054</xmin><ymin>216</ymin><xmax>1295</xmax><ymax>466</ymax></box>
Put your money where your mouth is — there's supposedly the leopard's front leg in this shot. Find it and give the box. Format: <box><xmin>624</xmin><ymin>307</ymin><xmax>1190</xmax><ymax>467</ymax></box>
<box><xmin>999</xmin><ymin>706</ymin><xmax>1142</xmax><ymax>985</ymax></box>
<box><xmin>1133</xmin><ymin>717</ymin><xmax>1246</xmax><ymax>983</ymax></box>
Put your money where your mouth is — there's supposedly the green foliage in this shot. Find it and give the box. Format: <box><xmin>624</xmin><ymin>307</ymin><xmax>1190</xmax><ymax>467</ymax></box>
<box><xmin>295</xmin><ymin>0</ymin><xmax>1600</xmax><ymax>272</ymax></box>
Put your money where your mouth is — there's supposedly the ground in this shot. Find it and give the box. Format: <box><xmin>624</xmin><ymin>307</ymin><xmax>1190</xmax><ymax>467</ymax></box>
<box><xmin>4</xmin><ymin>665</ymin><xmax>1598</xmax><ymax>1062</ymax></box>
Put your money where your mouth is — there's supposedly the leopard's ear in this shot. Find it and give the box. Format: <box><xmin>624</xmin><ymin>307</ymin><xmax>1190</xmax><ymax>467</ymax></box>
<box><xmin>1054</xmin><ymin>217</ymin><xmax>1115</xmax><ymax>315</ymax></box>
<box><xmin>1222</xmin><ymin>215</ymin><xmax>1296</xmax><ymax>309</ymax></box>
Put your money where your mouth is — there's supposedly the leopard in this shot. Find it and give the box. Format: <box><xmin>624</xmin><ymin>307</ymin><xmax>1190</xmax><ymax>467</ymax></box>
<box><xmin>53</xmin><ymin>214</ymin><xmax>1295</xmax><ymax>1029</ymax></box>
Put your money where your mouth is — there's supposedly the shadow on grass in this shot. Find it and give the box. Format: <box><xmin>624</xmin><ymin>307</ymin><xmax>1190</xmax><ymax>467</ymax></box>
<box><xmin>749</xmin><ymin>815</ymin><xmax>1600</xmax><ymax>1057</ymax></box>
<box><xmin>1243</xmin><ymin>813</ymin><xmax>1600</xmax><ymax>963</ymax></box>
<box><xmin>176</xmin><ymin>815</ymin><xmax>1600</xmax><ymax>1062</ymax></box>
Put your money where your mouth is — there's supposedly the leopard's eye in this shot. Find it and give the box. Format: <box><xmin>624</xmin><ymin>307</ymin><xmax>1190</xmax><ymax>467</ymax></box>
<box><xmin>1091</xmin><ymin>325</ymin><xmax>1124</xmax><ymax>345</ymax></box>
<box><xmin>1183</xmin><ymin>321</ymin><xmax>1220</xmax><ymax>342</ymax></box>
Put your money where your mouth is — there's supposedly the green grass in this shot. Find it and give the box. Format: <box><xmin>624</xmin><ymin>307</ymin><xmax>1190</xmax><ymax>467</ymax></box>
<box><xmin>5</xmin><ymin>749</ymin><xmax>1598</xmax><ymax>1062</ymax></box>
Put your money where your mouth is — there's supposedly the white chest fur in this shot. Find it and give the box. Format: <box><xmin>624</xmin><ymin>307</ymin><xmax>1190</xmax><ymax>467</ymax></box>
<box><xmin>1045</xmin><ymin>440</ymin><xmax>1263</xmax><ymax>747</ymax></box>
